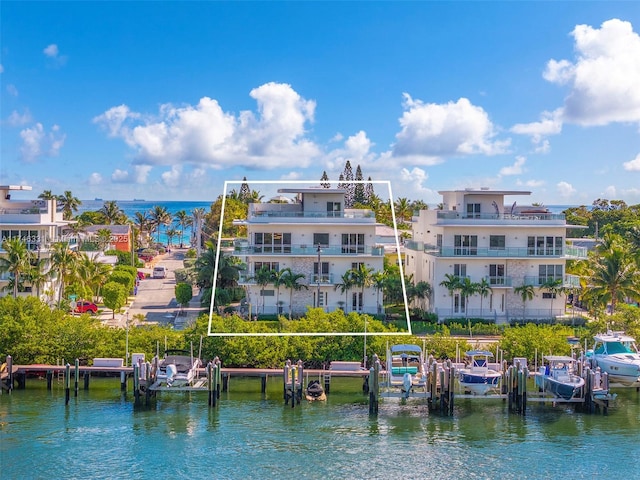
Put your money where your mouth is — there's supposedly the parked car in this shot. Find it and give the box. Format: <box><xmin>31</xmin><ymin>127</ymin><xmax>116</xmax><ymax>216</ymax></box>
<box><xmin>75</xmin><ymin>301</ymin><xmax>98</xmax><ymax>314</ymax></box>
<box><xmin>153</xmin><ymin>266</ymin><xmax>167</xmax><ymax>279</ymax></box>
<box><xmin>137</xmin><ymin>271</ymin><xmax>145</xmax><ymax>280</ymax></box>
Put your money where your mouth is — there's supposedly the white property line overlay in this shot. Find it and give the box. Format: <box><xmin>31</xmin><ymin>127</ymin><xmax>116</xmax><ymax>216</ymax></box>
<box><xmin>207</xmin><ymin>179</ymin><xmax>412</xmax><ymax>337</ymax></box>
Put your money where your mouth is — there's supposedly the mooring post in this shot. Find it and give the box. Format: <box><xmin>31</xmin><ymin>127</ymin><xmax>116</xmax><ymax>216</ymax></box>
<box><xmin>283</xmin><ymin>359</ymin><xmax>291</xmax><ymax>404</ymax></box>
<box><xmin>133</xmin><ymin>363</ymin><xmax>140</xmax><ymax>406</ymax></box>
<box><xmin>64</xmin><ymin>363</ymin><xmax>71</xmax><ymax>405</ymax></box>
<box><xmin>120</xmin><ymin>370</ymin><xmax>127</xmax><ymax>391</ymax></box>
<box><xmin>215</xmin><ymin>358</ymin><xmax>221</xmax><ymax>399</ymax></box>
<box><xmin>296</xmin><ymin>360</ymin><xmax>304</xmax><ymax>404</ymax></box>
<box><xmin>83</xmin><ymin>371</ymin><xmax>90</xmax><ymax>390</ymax></box>
<box><xmin>261</xmin><ymin>375</ymin><xmax>267</xmax><ymax>394</ymax></box>
<box><xmin>207</xmin><ymin>363</ymin><xmax>214</xmax><ymax>407</ymax></box>
<box><xmin>5</xmin><ymin>355</ymin><xmax>13</xmax><ymax>393</ymax></box>
<box><xmin>74</xmin><ymin>359</ymin><xmax>79</xmax><ymax>397</ymax></box>
<box><xmin>46</xmin><ymin>370</ymin><xmax>53</xmax><ymax>390</ymax></box>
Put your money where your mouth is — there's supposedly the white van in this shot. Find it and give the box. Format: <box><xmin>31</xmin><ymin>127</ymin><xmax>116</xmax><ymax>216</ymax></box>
<box><xmin>152</xmin><ymin>266</ymin><xmax>167</xmax><ymax>279</ymax></box>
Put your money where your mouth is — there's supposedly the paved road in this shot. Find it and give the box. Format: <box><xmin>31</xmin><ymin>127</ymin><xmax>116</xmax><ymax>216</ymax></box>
<box><xmin>100</xmin><ymin>248</ymin><xmax>204</xmax><ymax>328</ymax></box>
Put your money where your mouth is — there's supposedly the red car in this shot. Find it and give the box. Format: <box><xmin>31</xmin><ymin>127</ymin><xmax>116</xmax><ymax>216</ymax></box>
<box><xmin>74</xmin><ymin>301</ymin><xmax>98</xmax><ymax>314</ymax></box>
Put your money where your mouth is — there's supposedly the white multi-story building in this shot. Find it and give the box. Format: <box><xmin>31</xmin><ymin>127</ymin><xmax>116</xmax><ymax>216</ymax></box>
<box><xmin>232</xmin><ymin>187</ymin><xmax>385</xmax><ymax>316</ymax></box>
<box><xmin>404</xmin><ymin>188</ymin><xmax>587</xmax><ymax>322</ymax></box>
<box><xmin>0</xmin><ymin>185</ymin><xmax>74</xmax><ymax>299</ymax></box>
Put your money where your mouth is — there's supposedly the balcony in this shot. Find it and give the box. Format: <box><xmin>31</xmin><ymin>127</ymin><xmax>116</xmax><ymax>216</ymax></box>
<box><xmin>243</xmin><ymin>204</ymin><xmax>376</xmax><ymax>224</ymax></box>
<box><xmin>523</xmin><ymin>274</ymin><xmax>580</xmax><ymax>288</ymax></box>
<box><xmin>234</xmin><ymin>244</ymin><xmax>384</xmax><ymax>256</ymax></box>
<box><xmin>484</xmin><ymin>276</ymin><xmax>513</xmax><ymax>287</ymax></box>
<box><xmin>435</xmin><ymin>211</ymin><xmax>566</xmax><ymax>225</ymax></box>
<box><xmin>405</xmin><ymin>241</ymin><xmax>586</xmax><ymax>259</ymax></box>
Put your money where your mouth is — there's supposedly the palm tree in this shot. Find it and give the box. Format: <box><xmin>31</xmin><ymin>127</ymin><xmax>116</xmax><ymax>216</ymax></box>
<box><xmin>458</xmin><ymin>277</ymin><xmax>478</xmax><ymax>321</ymax></box>
<box><xmin>281</xmin><ymin>269</ymin><xmax>307</xmax><ymax>319</ymax></box>
<box><xmin>57</xmin><ymin>190</ymin><xmax>82</xmax><ymax>220</ymax></box>
<box><xmin>50</xmin><ymin>241</ymin><xmax>79</xmax><ymax>304</ymax></box>
<box><xmin>96</xmin><ymin>228</ymin><xmax>112</xmax><ymax>251</ymax></box>
<box><xmin>351</xmin><ymin>264</ymin><xmax>374</xmax><ymax>312</ymax></box>
<box><xmin>372</xmin><ymin>271</ymin><xmax>387</xmax><ymax>315</ymax></box>
<box><xmin>335</xmin><ymin>271</ymin><xmax>355</xmax><ymax>313</ymax></box>
<box><xmin>394</xmin><ymin>197</ymin><xmax>412</xmax><ymax>223</ymax></box>
<box><xmin>440</xmin><ymin>273</ymin><xmax>462</xmax><ymax>317</ymax></box>
<box><xmin>174</xmin><ymin>210</ymin><xmax>192</xmax><ymax>248</ymax></box>
<box><xmin>476</xmin><ymin>277</ymin><xmax>493</xmax><ymax>317</ymax></box>
<box><xmin>251</xmin><ymin>265</ymin><xmax>274</xmax><ymax>315</ymax></box>
<box><xmin>413</xmin><ymin>281</ymin><xmax>432</xmax><ymax>311</ymax></box>
<box><xmin>191</xmin><ymin>207</ymin><xmax>206</xmax><ymax>254</ymax></box>
<box><xmin>542</xmin><ymin>278</ymin><xmax>564</xmax><ymax>319</ymax></box>
<box><xmin>588</xmin><ymin>239</ymin><xmax>640</xmax><ymax>314</ymax></box>
<box><xmin>77</xmin><ymin>253</ymin><xmax>112</xmax><ymax>301</ymax></box>
<box><xmin>134</xmin><ymin>211</ymin><xmax>152</xmax><ymax>247</ymax></box>
<box><xmin>38</xmin><ymin>190</ymin><xmax>56</xmax><ymax>200</ymax></box>
<box><xmin>149</xmin><ymin>205</ymin><xmax>171</xmax><ymax>244</ymax></box>
<box><xmin>0</xmin><ymin>238</ymin><xmax>34</xmax><ymax>298</ymax></box>
<box><xmin>272</xmin><ymin>268</ymin><xmax>289</xmax><ymax>315</ymax></box>
<box><xmin>100</xmin><ymin>200</ymin><xmax>126</xmax><ymax>224</ymax></box>
<box><xmin>166</xmin><ymin>228</ymin><xmax>179</xmax><ymax>248</ymax></box>
<box><xmin>27</xmin><ymin>258</ymin><xmax>50</xmax><ymax>300</ymax></box>
<box><xmin>514</xmin><ymin>284</ymin><xmax>535</xmax><ymax>321</ymax></box>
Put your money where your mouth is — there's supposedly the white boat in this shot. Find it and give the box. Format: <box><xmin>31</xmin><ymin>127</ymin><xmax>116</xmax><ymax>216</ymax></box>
<box><xmin>458</xmin><ymin>350</ymin><xmax>502</xmax><ymax>395</ymax></box>
<box><xmin>156</xmin><ymin>349</ymin><xmax>202</xmax><ymax>387</ymax></box>
<box><xmin>586</xmin><ymin>332</ymin><xmax>640</xmax><ymax>387</ymax></box>
<box><xmin>385</xmin><ymin>344</ymin><xmax>428</xmax><ymax>398</ymax></box>
<box><xmin>535</xmin><ymin>356</ymin><xmax>585</xmax><ymax>400</ymax></box>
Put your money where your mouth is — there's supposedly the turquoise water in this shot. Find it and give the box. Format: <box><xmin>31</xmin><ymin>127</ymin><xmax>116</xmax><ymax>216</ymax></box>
<box><xmin>2</xmin><ymin>377</ymin><xmax>640</xmax><ymax>479</ymax></box>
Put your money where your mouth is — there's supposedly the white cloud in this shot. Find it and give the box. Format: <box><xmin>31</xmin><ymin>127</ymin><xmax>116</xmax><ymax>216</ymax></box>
<box><xmin>623</xmin><ymin>153</ymin><xmax>640</xmax><ymax>171</ymax></box>
<box><xmin>111</xmin><ymin>169</ymin><xmax>129</xmax><ymax>182</ymax></box>
<box><xmin>88</xmin><ymin>173</ymin><xmax>103</xmax><ymax>186</ymax></box>
<box><xmin>499</xmin><ymin>156</ymin><xmax>526</xmax><ymax>176</ymax></box>
<box><xmin>392</xmin><ymin>95</ymin><xmax>510</xmax><ymax>164</ymax></box>
<box><xmin>556</xmin><ymin>181</ymin><xmax>576</xmax><ymax>198</ymax></box>
<box><xmin>510</xmin><ymin>109</ymin><xmax>563</xmax><ymax>146</ymax></box>
<box><xmin>603</xmin><ymin>185</ymin><xmax>617</xmax><ymax>198</ymax></box>
<box><xmin>43</xmin><ymin>44</ymin><xmax>59</xmax><ymax>57</ymax></box>
<box><xmin>324</xmin><ymin>131</ymin><xmax>377</xmax><ymax>172</ymax></box>
<box><xmin>133</xmin><ymin>165</ymin><xmax>152</xmax><ymax>183</ymax></box>
<box><xmin>6</xmin><ymin>84</ymin><xmax>18</xmax><ymax>96</ymax></box>
<box><xmin>399</xmin><ymin>166</ymin><xmax>432</xmax><ymax>193</ymax></box>
<box><xmin>19</xmin><ymin>123</ymin><xmax>66</xmax><ymax>162</ymax></box>
<box><xmin>281</xmin><ymin>171</ymin><xmax>301</xmax><ymax>180</ymax></box>
<box><xmin>543</xmin><ymin>19</ymin><xmax>640</xmax><ymax>126</ymax></box>
<box><xmin>516</xmin><ymin>179</ymin><xmax>545</xmax><ymax>188</ymax></box>
<box><xmin>7</xmin><ymin>109</ymin><xmax>32</xmax><ymax>126</ymax></box>
<box><xmin>161</xmin><ymin>165</ymin><xmax>182</xmax><ymax>187</ymax></box>
<box><xmin>94</xmin><ymin>82</ymin><xmax>320</xmax><ymax>169</ymax></box>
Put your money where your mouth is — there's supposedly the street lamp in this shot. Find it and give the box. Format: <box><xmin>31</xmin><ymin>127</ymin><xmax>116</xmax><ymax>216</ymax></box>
<box><xmin>316</xmin><ymin>243</ymin><xmax>321</xmax><ymax>309</ymax></box>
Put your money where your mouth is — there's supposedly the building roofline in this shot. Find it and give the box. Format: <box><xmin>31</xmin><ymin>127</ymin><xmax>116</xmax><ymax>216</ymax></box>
<box><xmin>278</xmin><ymin>187</ymin><xmax>346</xmax><ymax>194</ymax></box>
<box><xmin>437</xmin><ymin>189</ymin><xmax>531</xmax><ymax>196</ymax></box>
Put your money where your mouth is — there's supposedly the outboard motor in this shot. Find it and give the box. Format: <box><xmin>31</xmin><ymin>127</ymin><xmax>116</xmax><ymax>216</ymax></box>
<box><xmin>166</xmin><ymin>364</ymin><xmax>177</xmax><ymax>387</ymax></box>
<box><xmin>402</xmin><ymin>372</ymin><xmax>412</xmax><ymax>398</ymax></box>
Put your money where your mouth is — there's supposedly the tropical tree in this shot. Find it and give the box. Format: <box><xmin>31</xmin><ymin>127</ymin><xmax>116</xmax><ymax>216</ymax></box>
<box><xmin>134</xmin><ymin>211</ymin><xmax>152</xmax><ymax>247</ymax></box>
<box><xmin>476</xmin><ymin>277</ymin><xmax>493</xmax><ymax>317</ymax></box>
<box><xmin>281</xmin><ymin>269</ymin><xmax>308</xmax><ymax>319</ymax></box>
<box><xmin>0</xmin><ymin>238</ymin><xmax>34</xmax><ymax>298</ymax></box>
<box><xmin>272</xmin><ymin>268</ymin><xmax>289</xmax><ymax>314</ymax></box>
<box><xmin>587</xmin><ymin>234</ymin><xmax>640</xmax><ymax>314</ymax></box>
<box><xmin>350</xmin><ymin>264</ymin><xmax>374</xmax><ymax>312</ymax></box>
<box><xmin>50</xmin><ymin>241</ymin><xmax>79</xmax><ymax>304</ymax></box>
<box><xmin>149</xmin><ymin>205</ymin><xmax>172</xmax><ymax>243</ymax></box>
<box><xmin>412</xmin><ymin>280</ymin><xmax>432</xmax><ymax>311</ymax></box>
<box><xmin>38</xmin><ymin>190</ymin><xmax>56</xmax><ymax>200</ymax></box>
<box><xmin>251</xmin><ymin>265</ymin><xmax>274</xmax><ymax>315</ymax></box>
<box><xmin>96</xmin><ymin>228</ymin><xmax>113</xmax><ymax>251</ymax></box>
<box><xmin>166</xmin><ymin>228</ymin><xmax>179</xmax><ymax>248</ymax></box>
<box><xmin>335</xmin><ymin>271</ymin><xmax>355</xmax><ymax>313</ymax></box>
<box><xmin>99</xmin><ymin>200</ymin><xmax>126</xmax><ymax>224</ymax></box>
<box><xmin>458</xmin><ymin>277</ymin><xmax>478</xmax><ymax>321</ymax></box>
<box><xmin>174</xmin><ymin>210</ymin><xmax>192</xmax><ymax>248</ymax></box>
<box><xmin>27</xmin><ymin>258</ymin><xmax>50</xmax><ymax>301</ymax></box>
<box><xmin>102</xmin><ymin>281</ymin><xmax>128</xmax><ymax>319</ymax></box>
<box><xmin>76</xmin><ymin>253</ymin><xmax>112</xmax><ymax>301</ymax></box>
<box><xmin>440</xmin><ymin>273</ymin><xmax>461</xmax><ymax>317</ymax></box>
<box><xmin>514</xmin><ymin>284</ymin><xmax>535</xmax><ymax>321</ymax></box>
<box><xmin>541</xmin><ymin>278</ymin><xmax>564</xmax><ymax>318</ymax></box>
<box><xmin>57</xmin><ymin>190</ymin><xmax>82</xmax><ymax>220</ymax></box>
<box><xmin>372</xmin><ymin>271</ymin><xmax>387</xmax><ymax>315</ymax></box>
<box><xmin>394</xmin><ymin>197</ymin><xmax>412</xmax><ymax>224</ymax></box>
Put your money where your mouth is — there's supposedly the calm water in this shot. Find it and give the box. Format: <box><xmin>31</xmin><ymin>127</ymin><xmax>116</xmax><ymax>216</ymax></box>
<box><xmin>2</xmin><ymin>377</ymin><xmax>639</xmax><ymax>479</ymax></box>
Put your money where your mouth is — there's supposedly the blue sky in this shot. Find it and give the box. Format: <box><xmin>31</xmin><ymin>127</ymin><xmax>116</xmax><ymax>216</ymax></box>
<box><xmin>1</xmin><ymin>1</ymin><xmax>640</xmax><ymax>206</ymax></box>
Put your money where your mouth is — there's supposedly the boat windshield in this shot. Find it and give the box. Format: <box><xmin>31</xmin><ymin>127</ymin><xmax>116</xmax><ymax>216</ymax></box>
<box><xmin>602</xmin><ymin>342</ymin><xmax>635</xmax><ymax>354</ymax></box>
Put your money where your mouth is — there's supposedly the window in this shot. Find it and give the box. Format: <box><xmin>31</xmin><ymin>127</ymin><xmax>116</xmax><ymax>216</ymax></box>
<box><xmin>542</xmin><ymin>292</ymin><xmax>557</xmax><ymax>299</ymax></box>
<box><xmin>453</xmin><ymin>264</ymin><xmax>467</xmax><ymax>278</ymax></box>
<box><xmin>352</xmin><ymin>292</ymin><xmax>363</xmax><ymax>311</ymax></box>
<box><xmin>314</xmin><ymin>262</ymin><xmax>329</xmax><ymax>283</ymax></box>
<box><xmin>327</xmin><ymin>202</ymin><xmax>341</xmax><ymax>217</ymax></box>
<box><xmin>538</xmin><ymin>264</ymin><xmax>563</xmax><ymax>284</ymax></box>
<box><xmin>466</xmin><ymin>203</ymin><xmax>481</xmax><ymax>218</ymax></box>
<box><xmin>489</xmin><ymin>235</ymin><xmax>505</xmax><ymax>250</ymax></box>
<box><xmin>436</xmin><ymin>234</ymin><xmax>443</xmax><ymax>248</ymax></box>
<box><xmin>254</xmin><ymin>262</ymin><xmax>279</xmax><ymax>273</ymax></box>
<box><xmin>260</xmin><ymin>290</ymin><xmax>275</xmax><ymax>297</ymax></box>
<box><xmin>489</xmin><ymin>264</ymin><xmax>505</xmax><ymax>284</ymax></box>
<box><xmin>342</xmin><ymin>233</ymin><xmax>365</xmax><ymax>254</ymax></box>
<box><xmin>528</xmin><ymin>236</ymin><xmax>563</xmax><ymax>256</ymax></box>
<box><xmin>454</xmin><ymin>235</ymin><xmax>477</xmax><ymax>255</ymax></box>
<box><xmin>351</xmin><ymin>262</ymin><xmax>365</xmax><ymax>270</ymax></box>
<box><xmin>454</xmin><ymin>294</ymin><xmax>466</xmax><ymax>313</ymax></box>
<box><xmin>314</xmin><ymin>292</ymin><xmax>328</xmax><ymax>307</ymax></box>
<box><xmin>313</xmin><ymin>233</ymin><xmax>329</xmax><ymax>246</ymax></box>
<box><xmin>254</xmin><ymin>232</ymin><xmax>291</xmax><ymax>253</ymax></box>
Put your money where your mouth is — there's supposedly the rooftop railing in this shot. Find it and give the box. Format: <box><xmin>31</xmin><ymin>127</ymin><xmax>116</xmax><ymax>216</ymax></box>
<box><xmin>405</xmin><ymin>241</ymin><xmax>587</xmax><ymax>259</ymax></box>
<box><xmin>436</xmin><ymin>212</ymin><xmax>566</xmax><ymax>221</ymax></box>
<box><xmin>234</xmin><ymin>244</ymin><xmax>384</xmax><ymax>256</ymax></box>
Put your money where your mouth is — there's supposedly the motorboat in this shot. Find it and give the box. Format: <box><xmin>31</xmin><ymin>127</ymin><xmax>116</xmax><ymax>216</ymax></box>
<box><xmin>535</xmin><ymin>356</ymin><xmax>585</xmax><ymax>400</ymax></box>
<box><xmin>458</xmin><ymin>350</ymin><xmax>502</xmax><ymax>395</ymax></box>
<box><xmin>156</xmin><ymin>349</ymin><xmax>202</xmax><ymax>387</ymax></box>
<box><xmin>385</xmin><ymin>344</ymin><xmax>428</xmax><ymax>398</ymax></box>
<box><xmin>586</xmin><ymin>331</ymin><xmax>640</xmax><ymax>387</ymax></box>
<box><xmin>305</xmin><ymin>380</ymin><xmax>326</xmax><ymax>401</ymax></box>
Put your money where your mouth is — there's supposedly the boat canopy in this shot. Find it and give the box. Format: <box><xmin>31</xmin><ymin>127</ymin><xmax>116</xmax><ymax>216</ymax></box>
<box><xmin>465</xmin><ymin>350</ymin><xmax>494</xmax><ymax>357</ymax></box>
<box><xmin>544</xmin><ymin>355</ymin><xmax>576</xmax><ymax>363</ymax></box>
<box><xmin>390</xmin><ymin>344</ymin><xmax>423</xmax><ymax>353</ymax></box>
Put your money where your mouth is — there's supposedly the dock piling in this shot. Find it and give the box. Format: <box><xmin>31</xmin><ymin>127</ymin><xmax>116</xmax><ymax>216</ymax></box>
<box><xmin>74</xmin><ymin>359</ymin><xmax>79</xmax><ymax>397</ymax></box>
<box><xmin>64</xmin><ymin>363</ymin><xmax>71</xmax><ymax>405</ymax></box>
